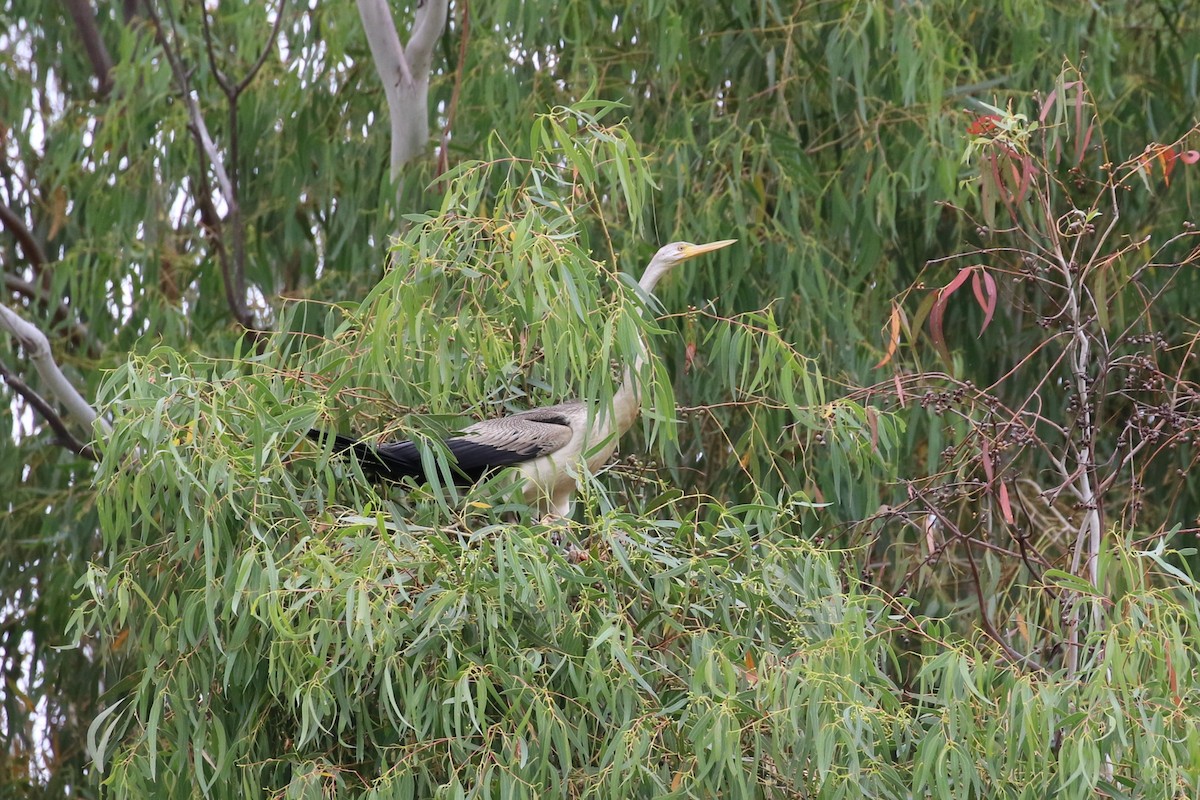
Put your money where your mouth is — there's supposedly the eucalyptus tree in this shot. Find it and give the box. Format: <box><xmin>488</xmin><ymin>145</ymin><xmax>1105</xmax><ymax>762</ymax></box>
<box><xmin>4</xmin><ymin>1</ymin><xmax>1200</xmax><ymax>798</ymax></box>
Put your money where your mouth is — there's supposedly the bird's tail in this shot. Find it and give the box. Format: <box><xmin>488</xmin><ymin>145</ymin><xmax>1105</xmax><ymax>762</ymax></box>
<box><xmin>306</xmin><ymin>429</ymin><xmax>364</xmax><ymax>454</ymax></box>
<box><xmin>306</xmin><ymin>429</ymin><xmax>423</xmax><ymax>481</ymax></box>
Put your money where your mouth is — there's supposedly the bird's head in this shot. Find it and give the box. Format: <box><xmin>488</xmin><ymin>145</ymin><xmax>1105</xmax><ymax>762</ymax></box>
<box><xmin>639</xmin><ymin>239</ymin><xmax>736</xmax><ymax>293</ymax></box>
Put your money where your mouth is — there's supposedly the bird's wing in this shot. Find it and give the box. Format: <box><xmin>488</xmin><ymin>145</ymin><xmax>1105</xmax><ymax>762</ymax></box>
<box><xmin>446</xmin><ymin>413</ymin><xmax>574</xmax><ymax>481</ymax></box>
<box><xmin>311</xmin><ymin>408</ymin><xmax>576</xmax><ymax>484</ymax></box>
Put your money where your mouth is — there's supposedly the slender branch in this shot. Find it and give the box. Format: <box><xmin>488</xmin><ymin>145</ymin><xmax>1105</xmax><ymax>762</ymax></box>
<box><xmin>198</xmin><ymin>0</ymin><xmax>287</xmax><ymax>337</ymax></box>
<box><xmin>236</xmin><ymin>1</ymin><xmax>288</xmax><ymax>96</ymax></box>
<box><xmin>144</xmin><ymin>0</ymin><xmax>264</xmax><ymax>341</ymax></box>
<box><xmin>0</xmin><ymin>302</ymin><xmax>110</xmax><ymax>436</ymax></box>
<box><xmin>960</xmin><ymin>526</ymin><xmax>1045</xmax><ymax>673</ymax></box>
<box><xmin>144</xmin><ymin>1</ymin><xmax>236</xmax><ymax>209</ymax></box>
<box><xmin>64</xmin><ymin>0</ymin><xmax>115</xmax><ymax>96</ymax></box>
<box><xmin>0</xmin><ymin>199</ymin><xmax>49</xmax><ymax>268</ymax></box>
<box><xmin>198</xmin><ymin>5</ymin><xmax>233</xmax><ymax>94</ymax></box>
<box><xmin>0</xmin><ymin>359</ymin><xmax>98</xmax><ymax>461</ymax></box>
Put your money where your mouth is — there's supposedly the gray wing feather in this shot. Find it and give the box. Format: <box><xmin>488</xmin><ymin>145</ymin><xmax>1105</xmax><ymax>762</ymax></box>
<box><xmin>462</xmin><ymin>414</ymin><xmax>574</xmax><ymax>457</ymax></box>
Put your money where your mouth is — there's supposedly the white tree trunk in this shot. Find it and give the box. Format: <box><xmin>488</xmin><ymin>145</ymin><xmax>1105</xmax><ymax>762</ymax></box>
<box><xmin>356</xmin><ymin>0</ymin><xmax>450</xmax><ymax>182</ymax></box>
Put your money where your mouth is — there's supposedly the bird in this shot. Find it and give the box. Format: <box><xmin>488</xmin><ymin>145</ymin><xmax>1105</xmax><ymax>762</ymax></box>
<box><xmin>309</xmin><ymin>239</ymin><xmax>736</xmax><ymax>518</ymax></box>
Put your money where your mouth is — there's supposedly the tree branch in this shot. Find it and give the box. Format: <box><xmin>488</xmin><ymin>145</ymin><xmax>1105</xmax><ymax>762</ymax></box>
<box><xmin>198</xmin><ymin>5</ymin><xmax>234</xmax><ymax>94</ymax></box>
<box><xmin>236</xmin><ymin>1</ymin><xmax>288</xmax><ymax>96</ymax></box>
<box><xmin>356</xmin><ymin>0</ymin><xmax>448</xmax><ymax>180</ymax></box>
<box><xmin>0</xmin><ymin>359</ymin><xmax>98</xmax><ymax>461</ymax></box>
<box><xmin>144</xmin><ymin>0</ymin><xmax>265</xmax><ymax>343</ymax></box>
<box><xmin>64</xmin><ymin>0</ymin><xmax>115</xmax><ymax>96</ymax></box>
<box><xmin>357</xmin><ymin>0</ymin><xmax>414</xmax><ymax>88</ymax></box>
<box><xmin>2</xmin><ymin>198</ymin><xmax>101</xmax><ymax>354</ymax></box>
<box><xmin>405</xmin><ymin>0</ymin><xmax>449</xmax><ymax>76</ymax></box>
<box><xmin>144</xmin><ymin>1</ymin><xmax>236</xmax><ymax>204</ymax></box>
<box><xmin>0</xmin><ymin>302</ymin><xmax>110</xmax><ymax>437</ymax></box>
<box><xmin>0</xmin><ymin>199</ymin><xmax>49</xmax><ymax>268</ymax></box>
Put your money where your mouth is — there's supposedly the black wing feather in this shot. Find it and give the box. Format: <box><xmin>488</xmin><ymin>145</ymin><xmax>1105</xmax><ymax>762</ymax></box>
<box><xmin>308</xmin><ymin>426</ymin><xmax>557</xmax><ymax>485</ymax></box>
<box><xmin>438</xmin><ymin>436</ymin><xmax>544</xmax><ymax>482</ymax></box>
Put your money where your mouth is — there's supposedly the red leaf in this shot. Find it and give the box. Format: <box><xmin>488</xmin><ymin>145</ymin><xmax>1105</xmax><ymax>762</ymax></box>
<box><xmin>893</xmin><ymin>371</ymin><xmax>907</xmax><ymax>409</ymax></box>
<box><xmin>1038</xmin><ymin>87</ymin><xmax>1058</xmax><ymax>123</ymax></box>
<box><xmin>967</xmin><ymin>114</ymin><xmax>1000</xmax><ymax>136</ymax></box>
<box><xmin>866</xmin><ymin>406</ymin><xmax>880</xmax><ymax>452</ymax></box>
<box><xmin>980</xmin><ymin>437</ymin><xmax>995</xmax><ymax>483</ymax></box>
<box><xmin>1166</xmin><ymin>647</ymin><xmax>1179</xmax><ymax>704</ymax></box>
<box><xmin>930</xmin><ymin>300</ymin><xmax>948</xmax><ymax>365</ymax></box>
<box><xmin>998</xmin><ymin>481</ymin><xmax>1015</xmax><ymax>525</ymax></box>
<box><xmin>1015</xmin><ymin>156</ymin><xmax>1036</xmax><ymax>205</ymax></box>
<box><xmin>930</xmin><ymin>268</ymin><xmax>974</xmax><ymax>366</ymax></box>
<box><xmin>942</xmin><ymin>267</ymin><xmax>975</xmax><ymax>303</ymax></box>
<box><xmin>1073</xmin><ymin>82</ymin><xmax>1086</xmax><ymax>164</ymax></box>
<box><xmin>1078</xmin><ymin>123</ymin><xmax>1095</xmax><ymax>165</ymax></box>
<box><xmin>970</xmin><ymin>269</ymin><xmax>998</xmax><ymax>336</ymax></box>
<box><xmin>1158</xmin><ymin>147</ymin><xmax>1178</xmax><ymax>186</ymax></box>
<box><xmin>744</xmin><ymin>649</ymin><xmax>758</xmax><ymax>687</ymax></box>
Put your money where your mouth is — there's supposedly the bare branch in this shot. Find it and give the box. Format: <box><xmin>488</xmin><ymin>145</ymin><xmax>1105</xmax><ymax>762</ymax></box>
<box><xmin>199</xmin><ymin>4</ymin><xmax>234</xmax><ymax>94</ymax></box>
<box><xmin>437</xmin><ymin>0</ymin><xmax>469</xmax><ymax>182</ymax></box>
<box><xmin>0</xmin><ymin>359</ymin><xmax>98</xmax><ymax>461</ymax></box>
<box><xmin>0</xmin><ymin>301</ymin><xmax>110</xmax><ymax>436</ymax></box>
<box><xmin>64</xmin><ymin>0</ymin><xmax>115</xmax><ymax>96</ymax></box>
<box><xmin>960</xmin><ymin>525</ymin><xmax>1045</xmax><ymax>673</ymax></box>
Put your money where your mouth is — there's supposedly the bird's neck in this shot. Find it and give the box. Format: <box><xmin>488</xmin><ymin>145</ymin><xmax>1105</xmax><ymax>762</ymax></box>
<box><xmin>611</xmin><ymin>347</ymin><xmax>646</xmax><ymax>435</ymax></box>
<box><xmin>608</xmin><ymin>256</ymin><xmax>671</xmax><ymax>436</ymax></box>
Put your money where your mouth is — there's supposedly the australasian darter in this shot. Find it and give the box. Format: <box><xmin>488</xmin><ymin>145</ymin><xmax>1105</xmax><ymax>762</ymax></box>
<box><xmin>309</xmin><ymin>240</ymin><xmax>735</xmax><ymax>517</ymax></box>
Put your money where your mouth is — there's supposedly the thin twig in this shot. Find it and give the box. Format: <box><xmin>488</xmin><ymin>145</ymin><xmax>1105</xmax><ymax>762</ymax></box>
<box><xmin>236</xmin><ymin>0</ymin><xmax>288</xmax><ymax>95</ymax></box>
<box><xmin>145</xmin><ymin>0</ymin><xmax>236</xmax><ymax>204</ymax></box>
<box><xmin>960</xmin><ymin>525</ymin><xmax>1046</xmax><ymax>673</ymax></box>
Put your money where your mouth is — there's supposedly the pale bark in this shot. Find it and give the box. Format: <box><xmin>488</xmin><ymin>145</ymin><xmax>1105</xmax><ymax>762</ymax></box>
<box><xmin>356</xmin><ymin>0</ymin><xmax>450</xmax><ymax>181</ymax></box>
<box><xmin>0</xmin><ymin>302</ymin><xmax>111</xmax><ymax>437</ymax></box>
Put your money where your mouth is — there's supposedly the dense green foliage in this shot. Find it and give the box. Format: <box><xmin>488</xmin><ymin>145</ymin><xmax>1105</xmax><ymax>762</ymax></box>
<box><xmin>3</xmin><ymin>0</ymin><xmax>1200</xmax><ymax>797</ymax></box>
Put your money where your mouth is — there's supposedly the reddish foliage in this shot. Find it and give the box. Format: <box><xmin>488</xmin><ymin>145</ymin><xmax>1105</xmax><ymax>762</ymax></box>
<box><xmin>967</xmin><ymin>114</ymin><xmax>1001</xmax><ymax>136</ymax></box>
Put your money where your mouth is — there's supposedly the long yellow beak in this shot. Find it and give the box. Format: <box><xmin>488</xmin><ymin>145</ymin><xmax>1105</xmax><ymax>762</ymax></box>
<box><xmin>680</xmin><ymin>239</ymin><xmax>737</xmax><ymax>260</ymax></box>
